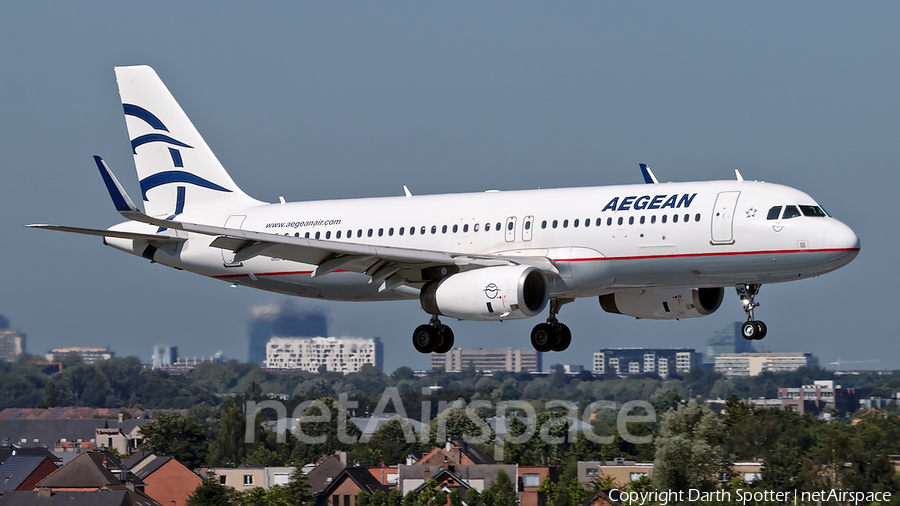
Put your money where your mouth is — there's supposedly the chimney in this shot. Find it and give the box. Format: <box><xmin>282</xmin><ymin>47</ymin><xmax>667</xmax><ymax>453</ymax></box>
<box><xmin>38</xmin><ymin>488</ymin><xmax>52</xmax><ymax>498</ymax></box>
<box><xmin>118</xmin><ymin>412</ymin><xmax>124</xmax><ymax>423</ymax></box>
<box><xmin>337</xmin><ymin>451</ymin><xmax>348</xmax><ymax>467</ymax></box>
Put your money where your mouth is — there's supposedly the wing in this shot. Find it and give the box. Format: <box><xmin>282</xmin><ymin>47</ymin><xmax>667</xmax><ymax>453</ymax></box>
<box><xmin>25</xmin><ymin>224</ymin><xmax>185</xmax><ymax>245</ymax></box>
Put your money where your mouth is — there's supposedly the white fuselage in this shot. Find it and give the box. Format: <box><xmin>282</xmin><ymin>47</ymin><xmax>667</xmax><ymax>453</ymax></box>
<box><xmin>107</xmin><ymin>179</ymin><xmax>860</xmax><ymax>303</ymax></box>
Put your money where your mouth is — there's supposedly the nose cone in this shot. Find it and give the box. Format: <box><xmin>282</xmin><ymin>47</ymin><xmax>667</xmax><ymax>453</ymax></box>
<box><xmin>825</xmin><ymin>220</ymin><xmax>860</xmax><ymax>265</ymax></box>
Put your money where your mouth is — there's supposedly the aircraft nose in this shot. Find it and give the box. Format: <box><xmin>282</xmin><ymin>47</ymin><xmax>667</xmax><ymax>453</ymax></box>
<box><xmin>825</xmin><ymin>221</ymin><xmax>860</xmax><ymax>260</ymax></box>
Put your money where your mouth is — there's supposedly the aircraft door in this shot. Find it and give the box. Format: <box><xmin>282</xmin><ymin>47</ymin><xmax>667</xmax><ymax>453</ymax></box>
<box><xmin>522</xmin><ymin>216</ymin><xmax>534</xmax><ymax>241</ymax></box>
<box><xmin>222</xmin><ymin>215</ymin><xmax>246</xmax><ymax>266</ymax></box>
<box><xmin>710</xmin><ymin>191</ymin><xmax>740</xmax><ymax>244</ymax></box>
<box><xmin>505</xmin><ymin>216</ymin><xmax>517</xmax><ymax>242</ymax></box>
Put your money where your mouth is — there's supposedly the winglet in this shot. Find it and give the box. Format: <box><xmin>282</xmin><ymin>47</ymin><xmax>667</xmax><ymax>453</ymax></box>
<box><xmin>403</xmin><ymin>185</ymin><xmax>412</xmax><ymax>198</ymax></box>
<box><xmin>639</xmin><ymin>163</ymin><xmax>659</xmax><ymax>184</ymax></box>
<box><xmin>734</xmin><ymin>168</ymin><xmax>744</xmax><ymax>182</ymax></box>
<box><xmin>94</xmin><ymin>156</ymin><xmax>140</xmax><ymax>214</ymax></box>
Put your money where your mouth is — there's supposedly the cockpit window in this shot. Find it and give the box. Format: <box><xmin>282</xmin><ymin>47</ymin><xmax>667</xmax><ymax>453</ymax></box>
<box><xmin>767</xmin><ymin>206</ymin><xmax>782</xmax><ymax>220</ymax></box>
<box><xmin>799</xmin><ymin>205</ymin><xmax>827</xmax><ymax>217</ymax></box>
<box><xmin>782</xmin><ymin>205</ymin><xmax>801</xmax><ymax>219</ymax></box>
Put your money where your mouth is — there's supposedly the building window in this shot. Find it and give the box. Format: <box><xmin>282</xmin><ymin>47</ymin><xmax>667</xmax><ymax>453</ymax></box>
<box><xmin>523</xmin><ymin>474</ymin><xmax>541</xmax><ymax>487</ymax></box>
<box><xmin>585</xmin><ymin>468</ymin><xmax>599</xmax><ymax>477</ymax></box>
<box><xmin>220</xmin><ymin>475</ymin><xmax>227</xmax><ymax>485</ymax></box>
<box><xmin>244</xmin><ymin>474</ymin><xmax>254</xmax><ymax>485</ymax></box>
<box><xmin>630</xmin><ymin>472</ymin><xmax>648</xmax><ymax>481</ymax></box>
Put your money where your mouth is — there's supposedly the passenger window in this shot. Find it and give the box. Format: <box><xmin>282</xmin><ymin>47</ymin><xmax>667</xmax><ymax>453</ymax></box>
<box><xmin>673</xmin><ymin>214</ymin><xmax>679</xmax><ymax>223</ymax></box>
<box><xmin>508</xmin><ymin>221</ymin><xmax>514</xmax><ymax>231</ymax></box>
<box><xmin>357</xmin><ymin>229</ymin><xmax>363</xmax><ymax>238</ymax></box>
<box><xmin>410</xmin><ymin>227</ymin><xmax>415</xmax><ymax>236</ymax></box>
<box><xmin>651</xmin><ymin>216</ymin><xmax>656</xmax><ymax>224</ymax></box>
<box><xmin>326</xmin><ymin>231</ymin><xmax>331</xmax><ymax>239</ymax></box>
<box><xmin>496</xmin><ymin>222</ymin><xmax>501</xmax><ymax>231</ymax></box>
<box><xmin>640</xmin><ymin>216</ymin><xmax>645</xmax><ymax>224</ymax></box>
<box><xmin>399</xmin><ymin>227</ymin><xmax>405</xmax><ymax>235</ymax></box>
<box><xmin>628</xmin><ymin>216</ymin><xmax>634</xmax><ymax>225</ymax></box>
<box><xmin>474</xmin><ymin>224</ymin><xmax>480</xmax><ymax>232</ymax></box>
<box><xmin>541</xmin><ymin>220</ymin><xmax>547</xmax><ymax>229</ymax></box>
<box><xmin>607</xmin><ymin>217</ymin><xmax>612</xmax><ymax>226</ymax></box>
<box><xmin>800</xmin><ymin>205</ymin><xmax>827</xmax><ymax>217</ymax></box>
<box><xmin>305</xmin><ymin>232</ymin><xmax>310</xmax><ymax>238</ymax></box>
<box><xmin>767</xmin><ymin>206</ymin><xmax>782</xmax><ymax>220</ymax></box>
<box><xmin>485</xmin><ymin>223</ymin><xmax>490</xmax><ymax>231</ymax></box>
<box><xmin>453</xmin><ymin>224</ymin><xmax>458</xmax><ymax>233</ymax></box>
<box><xmin>421</xmin><ymin>226</ymin><xmax>426</xmax><ymax>235</ymax></box>
<box><xmin>463</xmin><ymin>224</ymin><xmax>469</xmax><ymax>233</ymax></box>
<box><xmin>584</xmin><ymin>218</ymin><xmax>590</xmax><ymax>227</ymax></box>
<box><xmin>431</xmin><ymin>225</ymin><xmax>437</xmax><ymax>234</ymax></box>
<box><xmin>315</xmin><ymin>231</ymin><xmax>321</xmax><ymax>239</ymax></box>
<box><xmin>388</xmin><ymin>228</ymin><xmax>394</xmax><ymax>236</ymax></box>
<box><xmin>563</xmin><ymin>219</ymin><xmax>568</xmax><ymax>228</ymax></box>
<box><xmin>552</xmin><ymin>220</ymin><xmax>558</xmax><ymax>229</ymax></box>
<box><xmin>525</xmin><ymin>221</ymin><xmax>531</xmax><ymax>230</ymax></box>
<box><xmin>442</xmin><ymin>225</ymin><xmax>448</xmax><ymax>233</ymax></box>
<box><xmin>367</xmin><ymin>229</ymin><xmax>373</xmax><ymax>237</ymax></box>
<box><xmin>378</xmin><ymin>228</ymin><xmax>383</xmax><ymax>237</ymax></box>
<box><xmin>294</xmin><ymin>232</ymin><xmax>299</xmax><ymax>237</ymax></box>
<box><xmin>694</xmin><ymin>214</ymin><xmax>700</xmax><ymax>222</ymax></box>
<box><xmin>596</xmin><ymin>218</ymin><xmax>602</xmax><ymax>226</ymax></box>
<box><xmin>782</xmin><ymin>206</ymin><xmax>801</xmax><ymax>219</ymax></box>
<box><xmin>662</xmin><ymin>215</ymin><xmax>667</xmax><ymax>223</ymax></box>
<box><xmin>336</xmin><ymin>231</ymin><xmax>341</xmax><ymax>239</ymax></box>
<box><xmin>574</xmin><ymin>219</ymin><xmax>579</xmax><ymax>227</ymax></box>
<box><xmin>684</xmin><ymin>214</ymin><xmax>689</xmax><ymax>223</ymax></box>
<box><xmin>617</xmin><ymin>217</ymin><xmax>623</xmax><ymax>226</ymax></box>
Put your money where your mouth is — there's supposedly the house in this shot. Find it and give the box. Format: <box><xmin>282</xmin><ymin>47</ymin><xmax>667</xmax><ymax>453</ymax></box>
<box><xmin>413</xmin><ymin>440</ymin><xmax>495</xmax><ymax>466</ymax></box>
<box><xmin>0</xmin><ymin>451</ymin><xmax>160</xmax><ymax>506</ymax></box>
<box><xmin>123</xmin><ymin>452</ymin><xmax>202</xmax><ymax>506</ymax></box>
<box><xmin>316</xmin><ymin>467</ymin><xmax>390</xmax><ymax>506</ymax></box>
<box><xmin>517</xmin><ymin>466</ymin><xmax>557</xmax><ymax>506</ymax></box>
<box><xmin>307</xmin><ymin>453</ymin><xmax>349</xmax><ymax>496</ymax></box>
<box><xmin>0</xmin><ymin>455</ymin><xmax>59</xmax><ymax>495</ymax></box>
<box><xmin>399</xmin><ymin>465</ymin><xmax>517</xmax><ymax>495</ymax></box>
<box><xmin>204</xmin><ymin>463</ymin><xmax>296</xmax><ymax>492</ymax></box>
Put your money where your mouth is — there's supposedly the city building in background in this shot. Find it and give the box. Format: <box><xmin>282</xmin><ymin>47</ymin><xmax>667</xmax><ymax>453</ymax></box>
<box><xmin>265</xmin><ymin>337</ymin><xmax>382</xmax><ymax>373</ymax></box>
<box><xmin>0</xmin><ymin>329</ymin><xmax>26</xmax><ymax>362</ymax></box>
<box><xmin>248</xmin><ymin>303</ymin><xmax>328</xmax><ymax>364</ymax></box>
<box><xmin>431</xmin><ymin>348</ymin><xmax>541</xmax><ymax>373</ymax></box>
<box><xmin>151</xmin><ymin>345</ymin><xmax>178</xmax><ymax>369</ymax></box>
<box><xmin>777</xmin><ymin>380</ymin><xmax>858</xmax><ymax>415</ymax></box>
<box><xmin>715</xmin><ymin>352</ymin><xmax>819</xmax><ymax>378</ymax></box>
<box><xmin>592</xmin><ymin>348</ymin><xmax>701</xmax><ymax>378</ymax></box>
<box><xmin>153</xmin><ymin>352</ymin><xmax>224</xmax><ymax>374</ymax></box>
<box><xmin>705</xmin><ymin>322</ymin><xmax>755</xmax><ymax>366</ymax></box>
<box><xmin>45</xmin><ymin>347</ymin><xmax>114</xmax><ymax>364</ymax></box>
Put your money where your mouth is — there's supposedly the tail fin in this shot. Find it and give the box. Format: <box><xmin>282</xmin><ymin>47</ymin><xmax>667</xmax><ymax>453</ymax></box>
<box><xmin>114</xmin><ymin>65</ymin><xmax>262</xmax><ymax>217</ymax></box>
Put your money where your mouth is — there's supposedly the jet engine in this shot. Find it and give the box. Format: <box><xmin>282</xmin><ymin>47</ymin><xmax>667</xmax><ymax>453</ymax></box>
<box><xmin>420</xmin><ymin>265</ymin><xmax>549</xmax><ymax>321</ymax></box>
<box><xmin>599</xmin><ymin>287</ymin><xmax>724</xmax><ymax>320</ymax></box>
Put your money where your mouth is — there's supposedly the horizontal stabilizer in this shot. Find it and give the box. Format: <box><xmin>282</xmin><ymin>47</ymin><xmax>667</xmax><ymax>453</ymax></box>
<box><xmin>26</xmin><ymin>224</ymin><xmax>185</xmax><ymax>244</ymax></box>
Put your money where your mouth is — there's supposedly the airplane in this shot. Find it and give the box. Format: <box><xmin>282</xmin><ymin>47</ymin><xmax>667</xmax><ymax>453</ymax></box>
<box><xmin>29</xmin><ymin>65</ymin><xmax>861</xmax><ymax>354</ymax></box>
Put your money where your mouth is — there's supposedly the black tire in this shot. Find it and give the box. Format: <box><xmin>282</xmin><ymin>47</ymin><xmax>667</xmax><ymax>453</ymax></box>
<box><xmin>434</xmin><ymin>326</ymin><xmax>455</xmax><ymax>353</ymax></box>
<box><xmin>741</xmin><ymin>321</ymin><xmax>758</xmax><ymax>340</ymax></box>
<box><xmin>413</xmin><ymin>324</ymin><xmax>438</xmax><ymax>353</ymax></box>
<box><xmin>531</xmin><ymin>323</ymin><xmax>557</xmax><ymax>352</ymax></box>
<box><xmin>553</xmin><ymin>324</ymin><xmax>572</xmax><ymax>352</ymax></box>
<box><xmin>754</xmin><ymin>321</ymin><xmax>767</xmax><ymax>340</ymax></box>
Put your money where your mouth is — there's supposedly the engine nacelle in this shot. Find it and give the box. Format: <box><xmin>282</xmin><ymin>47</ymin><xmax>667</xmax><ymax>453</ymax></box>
<box><xmin>599</xmin><ymin>287</ymin><xmax>724</xmax><ymax>320</ymax></box>
<box><xmin>420</xmin><ymin>266</ymin><xmax>549</xmax><ymax>321</ymax></box>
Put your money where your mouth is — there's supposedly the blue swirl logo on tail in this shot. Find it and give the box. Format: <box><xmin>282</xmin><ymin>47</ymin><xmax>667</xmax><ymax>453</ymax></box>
<box><xmin>124</xmin><ymin>103</ymin><xmax>232</xmax><ymax>201</ymax></box>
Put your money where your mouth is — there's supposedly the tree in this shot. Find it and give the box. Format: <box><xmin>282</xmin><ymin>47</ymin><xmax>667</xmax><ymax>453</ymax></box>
<box><xmin>208</xmin><ymin>398</ymin><xmax>247</xmax><ymax>467</ymax></box>
<box><xmin>290</xmin><ymin>397</ymin><xmax>361</xmax><ymax>465</ymax></box>
<box><xmin>186</xmin><ymin>472</ymin><xmax>242</xmax><ymax>506</ymax></box>
<box><xmin>353</xmin><ymin>415</ymin><xmax>418</xmax><ymax>465</ymax></box>
<box><xmin>283</xmin><ymin>464</ymin><xmax>314</xmax><ymax>505</ymax></box>
<box><xmin>139</xmin><ymin>412</ymin><xmax>209</xmax><ymax>469</ymax></box>
<box><xmin>487</xmin><ymin>470</ymin><xmax>517</xmax><ymax>506</ymax></box>
<box><xmin>652</xmin><ymin>400</ymin><xmax>730</xmax><ymax>493</ymax></box>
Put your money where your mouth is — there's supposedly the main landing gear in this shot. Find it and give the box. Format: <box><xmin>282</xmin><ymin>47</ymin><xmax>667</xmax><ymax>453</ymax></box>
<box><xmin>412</xmin><ymin>315</ymin><xmax>455</xmax><ymax>354</ymax></box>
<box><xmin>737</xmin><ymin>283</ymin><xmax>767</xmax><ymax>340</ymax></box>
<box><xmin>531</xmin><ymin>297</ymin><xmax>574</xmax><ymax>352</ymax></box>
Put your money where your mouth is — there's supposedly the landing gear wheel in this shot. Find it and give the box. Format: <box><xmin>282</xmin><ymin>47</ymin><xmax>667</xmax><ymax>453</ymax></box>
<box><xmin>413</xmin><ymin>324</ymin><xmax>439</xmax><ymax>353</ymax></box>
<box><xmin>434</xmin><ymin>326</ymin><xmax>455</xmax><ymax>354</ymax></box>
<box><xmin>531</xmin><ymin>323</ymin><xmax>557</xmax><ymax>352</ymax></box>
<box><xmin>552</xmin><ymin>324</ymin><xmax>572</xmax><ymax>352</ymax></box>
<box><xmin>741</xmin><ymin>321</ymin><xmax>758</xmax><ymax>340</ymax></box>
<box><xmin>753</xmin><ymin>321</ymin><xmax>767</xmax><ymax>340</ymax></box>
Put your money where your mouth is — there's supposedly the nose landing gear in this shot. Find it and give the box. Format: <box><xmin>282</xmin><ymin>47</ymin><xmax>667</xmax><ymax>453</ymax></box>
<box><xmin>531</xmin><ymin>297</ymin><xmax>574</xmax><ymax>352</ymax></box>
<box><xmin>413</xmin><ymin>315</ymin><xmax>455</xmax><ymax>354</ymax></box>
<box><xmin>737</xmin><ymin>284</ymin><xmax>767</xmax><ymax>340</ymax></box>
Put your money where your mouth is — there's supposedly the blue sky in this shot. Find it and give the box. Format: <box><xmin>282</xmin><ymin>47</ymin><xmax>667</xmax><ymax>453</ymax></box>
<box><xmin>1</xmin><ymin>3</ymin><xmax>895</xmax><ymax>372</ymax></box>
